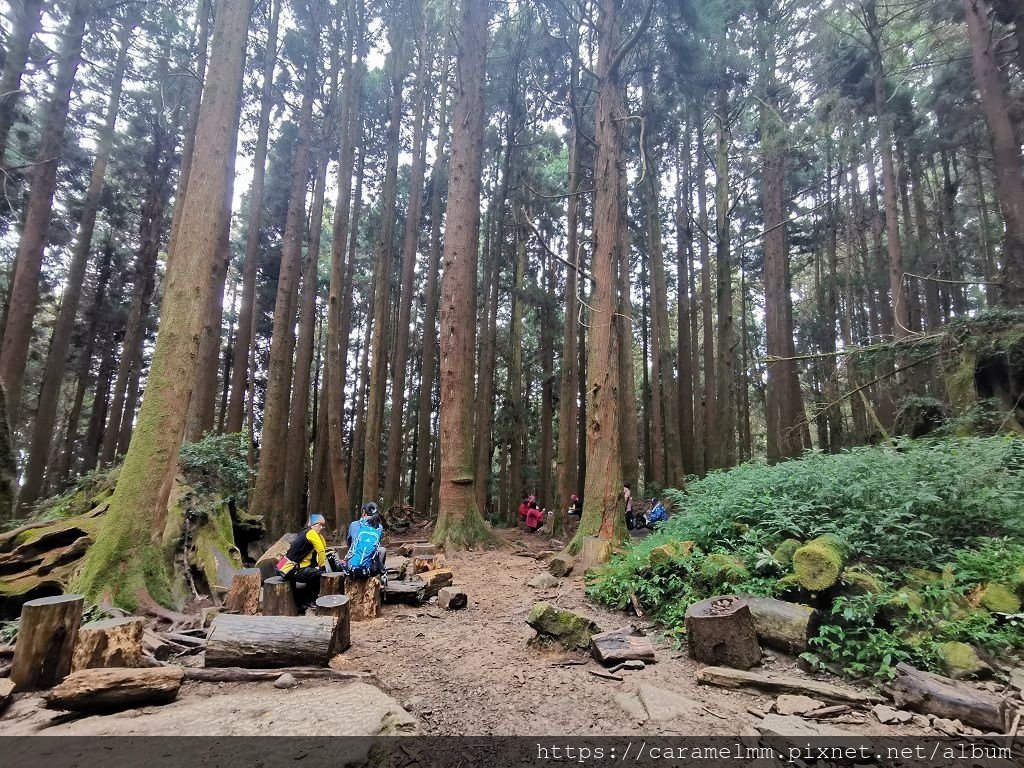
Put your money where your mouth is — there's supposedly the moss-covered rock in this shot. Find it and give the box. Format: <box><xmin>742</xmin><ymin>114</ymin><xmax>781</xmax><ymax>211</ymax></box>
<box><xmin>792</xmin><ymin>535</ymin><xmax>847</xmax><ymax>592</ymax></box>
<box><xmin>772</xmin><ymin>539</ymin><xmax>802</xmax><ymax>566</ymax></box>
<box><xmin>940</xmin><ymin>641</ymin><xmax>992</xmax><ymax>680</ymax></box>
<box><xmin>839</xmin><ymin>567</ymin><xmax>884</xmax><ymax>595</ymax></box>
<box><xmin>525</xmin><ymin>602</ymin><xmax>601</xmax><ymax>650</ymax></box>
<box><xmin>979</xmin><ymin>583</ymin><xmax>1021</xmax><ymax>613</ymax></box>
<box><xmin>1011</xmin><ymin>565</ymin><xmax>1024</xmax><ymax>597</ymax></box>
<box><xmin>882</xmin><ymin>587</ymin><xmax>923</xmax><ymax>621</ymax></box>
<box><xmin>647</xmin><ymin>540</ymin><xmax>695</xmax><ymax>569</ymax></box>
<box><xmin>700</xmin><ymin>553</ymin><xmax>749</xmax><ymax>586</ymax></box>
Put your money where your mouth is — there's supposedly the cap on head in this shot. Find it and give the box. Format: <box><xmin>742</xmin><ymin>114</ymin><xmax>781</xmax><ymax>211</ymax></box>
<box><xmin>309</xmin><ymin>513</ymin><xmax>326</xmax><ymax>526</ymax></box>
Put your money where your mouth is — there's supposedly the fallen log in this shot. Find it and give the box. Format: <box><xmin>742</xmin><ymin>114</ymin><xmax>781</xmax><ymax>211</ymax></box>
<box><xmin>205</xmin><ymin>613</ymin><xmax>337</xmax><ymax>668</ymax></box>
<box><xmin>891</xmin><ymin>662</ymin><xmax>1012</xmax><ymax>733</ymax></box>
<box><xmin>72</xmin><ymin>616</ymin><xmax>146</xmax><ymax>671</ymax></box>
<box><xmin>696</xmin><ymin>666</ymin><xmax>884</xmax><ymax>705</ymax></box>
<box><xmin>741</xmin><ymin>596</ymin><xmax>819</xmax><ymax>654</ymax></box>
<box><xmin>590</xmin><ymin>627</ymin><xmax>656</xmax><ymax>666</ymax></box>
<box><xmin>45</xmin><ymin>667</ymin><xmax>183</xmax><ymax>712</ymax></box>
<box><xmin>684</xmin><ymin>596</ymin><xmax>761</xmax><ymax>670</ymax></box>
<box><xmin>418</xmin><ymin>568</ymin><xmax>453</xmax><ymax>599</ymax></box>
<box><xmin>10</xmin><ymin>593</ymin><xmax>84</xmax><ymax>691</ymax></box>
<box><xmin>383</xmin><ymin>578</ymin><xmax>426</xmax><ymax>605</ymax></box>
<box><xmin>160</xmin><ymin>632</ymin><xmax>207</xmax><ymax>649</ymax></box>
<box><xmin>223</xmin><ymin>568</ymin><xmax>262</xmax><ymax>615</ymax></box>
<box><xmin>143</xmin><ymin>630</ymin><xmax>172</xmax><ymax>661</ymax></box>
<box><xmin>182</xmin><ymin>666</ymin><xmax>373</xmax><ymax>683</ymax></box>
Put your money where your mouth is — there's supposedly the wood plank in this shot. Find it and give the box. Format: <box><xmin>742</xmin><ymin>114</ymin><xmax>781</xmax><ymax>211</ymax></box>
<box><xmin>696</xmin><ymin>666</ymin><xmax>884</xmax><ymax>704</ymax></box>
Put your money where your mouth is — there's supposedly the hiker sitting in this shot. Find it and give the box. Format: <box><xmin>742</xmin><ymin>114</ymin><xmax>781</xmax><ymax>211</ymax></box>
<box><xmin>348</xmin><ymin>502</ymin><xmax>376</xmax><ymax>548</ymax></box>
<box><xmin>525</xmin><ymin>503</ymin><xmax>545</xmax><ymax>533</ymax></box>
<box><xmin>276</xmin><ymin>513</ymin><xmax>340</xmax><ymax>609</ymax></box>
<box><xmin>344</xmin><ymin>513</ymin><xmax>387</xmax><ymax>582</ymax></box>
<box><xmin>647</xmin><ymin>497</ymin><xmax>667</xmax><ymax>527</ymax></box>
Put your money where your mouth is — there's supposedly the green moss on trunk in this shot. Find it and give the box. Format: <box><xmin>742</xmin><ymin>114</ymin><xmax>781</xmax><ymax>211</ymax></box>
<box><xmin>792</xmin><ymin>535</ymin><xmax>847</xmax><ymax>591</ymax></box>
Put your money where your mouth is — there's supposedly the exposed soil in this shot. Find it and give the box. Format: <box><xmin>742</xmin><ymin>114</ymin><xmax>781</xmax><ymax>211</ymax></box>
<box><xmin>0</xmin><ymin>527</ymin><xmax>953</xmax><ymax>736</ymax></box>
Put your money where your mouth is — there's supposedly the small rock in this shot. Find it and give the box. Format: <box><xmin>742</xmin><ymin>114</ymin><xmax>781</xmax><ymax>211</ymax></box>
<box><xmin>762</xmin><ymin>652</ymin><xmax>776</xmax><ymax>662</ymax></box>
<box><xmin>1009</xmin><ymin>667</ymin><xmax>1024</xmax><ymax>692</ymax></box>
<box><xmin>528</xmin><ymin>573</ymin><xmax>560</xmax><ymax>589</ymax></box>
<box><xmin>526</xmin><ymin>602</ymin><xmax>601</xmax><ymax>651</ymax></box>
<box><xmin>757</xmin><ymin>713</ymin><xmax>850</xmax><ymax>737</ymax></box>
<box><xmin>775</xmin><ymin>694</ymin><xmax>825</xmax><ymax>716</ymax></box>
<box><xmin>273</xmin><ymin>673</ymin><xmax>297</xmax><ymax>689</ymax></box>
<box><xmin>548</xmin><ymin>553</ymin><xmax>574</xmax><ymax>577</ymax></box>
<box><xmin>872</xmin><ymin>704</ymin><xmax>900</xmax><ymax>724</ymax></box>
<box><xmin>438</xmin><ymin>586</ymin><xmax>467</xmax><ymax>610</ymax></box>
<box><xmin>893</xmin><ymin>709</ymin><xmax>914</xmax><ymax>724</ymax></box>
<box><xmin>932</xmin><ymin>717</ymin><xmax>962</xmax><ymax>736</ymax></box>
<box><xmin>621</xmin><ymin>660</ymin><xmax>646</xmax><ymax>671</ymax></box>
<box><xmin>911</xmin><ymin>714</ymin><xmax>929</xmax><ymax>728</ymax></box>
<box><xmin>614</xmin><ymin>692</ymin><xmax>648</xmax><ymax>722</ymax></box>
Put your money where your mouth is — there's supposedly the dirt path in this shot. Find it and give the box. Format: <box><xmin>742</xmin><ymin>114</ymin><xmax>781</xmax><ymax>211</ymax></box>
<box><xmin>332</xmin><ymin>528</ymin><xmax>906</xmax><ymax>736</ymax></box>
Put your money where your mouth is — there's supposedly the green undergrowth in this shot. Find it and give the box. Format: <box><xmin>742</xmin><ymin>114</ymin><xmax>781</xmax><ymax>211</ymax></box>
<box><xmin>587</xmin><ymin>436</ymin><xmax>1024</xmax><ymax>679</ymax></box>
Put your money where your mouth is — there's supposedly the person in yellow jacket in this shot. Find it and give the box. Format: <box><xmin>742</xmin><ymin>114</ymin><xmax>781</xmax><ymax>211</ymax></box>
<box><xmin>276</xmin><ymin>513</ymin><xmax>339</xmax><ymax>609</ymax></box>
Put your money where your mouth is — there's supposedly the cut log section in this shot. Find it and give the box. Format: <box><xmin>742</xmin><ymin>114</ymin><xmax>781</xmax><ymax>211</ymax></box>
<box><xmin>418</xmin><ymin>568</ymin><xmax>453</xmax><ymax>598</ymax></box>
<box><xmin>10</xmin><ymin>593</ymin><xmax>84</xmax><ymax>691</ymax></box>
<box><xmin>205</xmin><ymin>613</ymin><xmax>338</xmax><ymax>668</ymax></box>
<box><xmin>684</xmin><ymin>596</ymin><xmax>761</xmax><ymax>670</ymax></box>
<box><xmin>345</xmin><ymin>576</ymin><xmax>382</xmax><ymax>621</ymax></box>
<box><xmin>590</xmin><ymin>627</ymin><xmax>656</xmax><ymax>666</ymax></box>
<box><xmin>438</xmin><ymin>587</ymin><xmax>467</xmax><ymax>610</ymax></box>
<box><xmin>579</xmin><ymin>537</ymin><xmax>612</xmax><ymax>571</ymax></box>
<box><xmin>891</xmin><ymin>662</ymin><xmax>1012</xmax><ymax>733</ymax></box>
<box><xmin>72</xmin><ymin>616</ymin><xmax>145</xmax><ymax>671</ymax></box>
<box><xmin>315</xmin><ymin>595</ymin><xmax>351</xmax><ymax>654</ymax></box>
<box><xmin>410</xmin><ymin>543</ymin><xmax>437</xmax><ymax>558</ymax></box>
<box><xmin>697</xmin><ymin>666</ymin><xmax>884</xmax><ymax>704</ymax></box>
<box><xmin>143</xmin><ymin>630</ymin><xmax>172</xmax><ymax>661</ymax></box>
<box><xmin>223</xmin><ymin>568</ymin><xmax>262</xmax><ymax>615</ymax></box>
<box><xmin>411</xmin><ymin>554</ymin><xmax>448</xmax><ymax>574</ymax></box>
<box><xmin>741</xmin><ymin>596</ymin><xmax>819</xmax><ymax>653</ymax></box>
<box><xmin>261</xmin><ymin>575</ymin><xmax>298</xmax><ymax>616</ymax></box>
<box><xmin>384</xmin><ymin>578</ymin><xmax>426</xmax><ymax>605</ymax></box>
<box><xmin>182</xmin><ymin>666</ymin><xmax>372</xmax><ymax>683</ymax></box>
<box><xmin>44</xmin><ymin>666</ymin><xmax>183</xmax><ymax>712</ymax></box>
<box><xmin>319</xmin><ymin>571</ymin><xmax>345</xmax><ymax>597</ymax></box>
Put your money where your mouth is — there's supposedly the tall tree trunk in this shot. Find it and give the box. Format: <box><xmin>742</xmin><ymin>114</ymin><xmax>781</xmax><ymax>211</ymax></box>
<box><xmin>0</xmin><ymin>0</ymin><xmax>91</xmax><ymax>427</ymax></box>
<box><xmin>553</xmin><ymin>105</ymin><xmax>581</xmax><ymax>534</ymax></box>
<box><xmin>384</xmin><ymin>11</ymin><xmax>428</xmax><ymax>511</ymax></box>
<box><xmin>640</xmin><ymin>239</ymin><xmax>657</xmax><ymax>485</ymax></box>
<box><xmin>363</xmin><ymin>15</ymin><xmax>408</xmax><ymax>503</ymax></box>
<box><xmin>539</xmin><ymin>252</ymin><xmax>555</xmax><ymax>507</ymax></box>
<box><xmin>696</xmin><ymin>108</ymin><xmax>715</xmax><ymax>472</ymax></box>
<box><xmin>250</xmin><ymin>14</ymin><xmax>319</xmax><ymax>542</ymax></box>
<box><xmin>910</xmin><ymin>152</ymin><xmax>943</xmax><ymax>330</ymax></box>
<box><xmin>226</xmin><ymin>0</ymin><xmax>281</xmax><ymax>434</ymax></box>
<box><xmin>711</xmin><ymin>86</ymin><xmax>736</xmax><ymax>470</ymax></box>
<box><xmin>432</xmin><ymin>0</ymin><xmax>493</xmax><ymax>548</ymax></box>
<box><xmin>325</xmin><ymin>0</ymin><xmax>364</xmax><ymax>529</ymax></box>
<box><xmin>759</xmin><ymin>0</ymin><xmax>803</xmax><ymax>462</ymax></box>
<box><xmin>284</xmin><ymin>150</ymin><xmax>328</xmax><ymax>525</ymax></box>
<box><xmin>572</xmin><ymin>0</ymin><xmax>646</xmax><ymax>550</ymax></box>
<box><xmin>508</xmin><ymin>230</ymin><xmax>526</xmax><ymax>519</ymax></box>
<box><xmin>675</xmin><ymin>140</ymin><xmax>695</xmax><ymax>479</ymax></box>
<box><xmin>0</xmin><ymin>0</ymin><xmax>44</xmax><ymax>166</ymax></box>
<box><xmin>413</xmin><ymin>45</ymin><xmax>450</xmax><ymax>517</ymax></box>
<box><xmin>18</xmin><ymin>12</ymin><xmax>134</xmax><ymax>511</ymax></box>
<box><xmin>76</xmin><ymin>0</ymin><xmax>254</xmax><ymax>606</ymax></box>
<box><xmin>865</xmin><ymin>1</ymin><xmax>909</xmax><ymax>337</ymax></box>
<box><xmin>970</xmin><ymin>151</ymin><xmax>999</xmax><ymax>306</ymax></box>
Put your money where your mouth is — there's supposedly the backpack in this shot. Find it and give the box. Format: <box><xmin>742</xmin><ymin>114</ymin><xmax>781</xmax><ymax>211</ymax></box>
<box><xmin>347</xmin><ymin>523</ymin><xmax>382</xmax><ymax>573</ymax></box>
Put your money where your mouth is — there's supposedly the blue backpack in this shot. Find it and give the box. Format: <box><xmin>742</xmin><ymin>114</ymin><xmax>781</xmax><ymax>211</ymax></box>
<box><xmin>348</xmin><ymin>523</ymin><xmax>382</xmax><ymax>572</ymax></box>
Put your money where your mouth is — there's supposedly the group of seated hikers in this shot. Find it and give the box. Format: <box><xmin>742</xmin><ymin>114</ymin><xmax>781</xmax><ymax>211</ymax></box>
<box><xmin>517</xmin><ymin>493</ymin><xmax>584</xmax><ymax>533</ymax></box>
<box><xmin>275</xmin><ymin>502</ymin><xmax>388</xmax><ymax>610</ymax></box>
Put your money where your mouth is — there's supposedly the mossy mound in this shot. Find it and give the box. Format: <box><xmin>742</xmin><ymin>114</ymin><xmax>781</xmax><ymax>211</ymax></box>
<box><xmin>839</xmin><ymin>567</ymin><xmax>884</xmax><ymax>595</ymax></box>
<box><xmin>1011</xmin><ymin>565</ymin><xmax>1024</xmax><ymax>597</ymax></box>
<box><xmin>647</xmin><ymin>540</ymin><xmax>696</xmax><ymax>569</ymax></box>
<box><xmin>700</xmin><ymin>554</ymin><xmax>749</xmax><ymax>586</ymax></box>
<box><xmin>979</xmin><ymin>583</ymin><xmax>1021</xmax><ymax>613</ymax></box>
<box><xmin>881</xmin><ymin>587</ymin><xmax>924</xmax><ymax>621</ymax></box>
<box><xmin>905</xmin><ymin>568</ymin><xmax>941</xmax><ymax>588</ymax></box>
<box><xmin>525</xmin><ymin>602</ymin><xmax>601</xmax><ymax>650</ymax></box>
<box><xmin>772</xmin><ymin>538</ymin><xmax>802</xmax><ymax>566</ymax></box>
<box><xmin>792</xmin><ymin>535</ymin><xmax>847</xmax><ymax>592</ymax></box>
<box><xmin>940</xmin><ymin>641</ymin><xmax>992</xmax><ymax>679</ymax></box>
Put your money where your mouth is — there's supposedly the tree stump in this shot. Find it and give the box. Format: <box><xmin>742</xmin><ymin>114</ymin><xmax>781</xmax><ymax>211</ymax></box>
<box><xmin>261</xmin><ymin>576</ymin><xmax>298</xmax><ymax>616</ymax></box>
<box><xmin>315</xmin><ymin>594</ymin><xmax>351</xmax><ymax>653</ymax></box>
<box><xmin>437</xmin><ymin>586</ymin><xmax>467</xmax><ymax>610</ymax></box>
<box><xmin>205</xmin><ymin>614</ymin><xmax>338</xmax><ymax>668</ymax></box>
<box><xmin>410</xmin><ymin>543</ymin><xmax>437</xmax><ymax>557</ymax></box>
<box><xmin>344</xmin><ymin>576</ymin><xmax>382</xmax><ymax>621</ymax></box>
<box><xmin>10</xmin><ymin>593</ymin><xmax>84</xmax><ymax>691</ymax></box>
<box><xmin>320</xmin><ymin>571</ymin><xmax>345</xmax><ymax>597</ymax></box>
<box><xmin>45</xmin><ymin>667</ymin><xmax>183</xmax><ymax>712</ymax></box>
<box><xmin>411</xmin><ymin>554</ymin><xmax>447</xmax><ymax>574</ymax></box>
<box><xmin>383</xmin><ymin>578</ymin><xmax>426</xmax><ymax>605</ymax></box>
<box><xmin>72</xmin><ymin>616</ymin><xmax>145</xmax><ymax>671</ymax></box>
<box><xmin>223</xmin><ymin>568</ymin><xmax>262</xmax><ymax>614</ymax></box>
<box><xmin>684</xmin><ymin>595</ymin><xmax>761</xmax><ymax>670</ymax></box>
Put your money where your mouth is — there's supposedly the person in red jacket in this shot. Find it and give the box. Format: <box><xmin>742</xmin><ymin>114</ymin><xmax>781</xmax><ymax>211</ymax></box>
<box><xmin>525</xmin><ymin>503</ymin><xmax>545</xmax><ymax>532</ymax></box>
<box><xmin>518</xmin><ymin>496</ymin><xmax>530</xmax><ymax>526</ymax></box>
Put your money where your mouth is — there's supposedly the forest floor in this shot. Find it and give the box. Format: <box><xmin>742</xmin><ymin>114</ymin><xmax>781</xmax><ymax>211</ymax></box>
<box><xmin>2</xmin><ymin>527</ymin><xmax>940</xmax><ymax>736</ymax></box>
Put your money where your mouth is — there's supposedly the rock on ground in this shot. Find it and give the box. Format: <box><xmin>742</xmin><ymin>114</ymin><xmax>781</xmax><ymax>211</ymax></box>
<box><xmin>528</xmin><ymin>574</ymin><xmax>560</xmax><ymax>589</ymax></box>
<box><xmin>636</xmin><ymin>685</ymin><xmax>701</xmax><ymax>723</ymax></box>
<box><xmin>756</xmin><ymin>713</ymin><xmax>852</xmax><ymax>737</ymax></box>
<box><xmin>774</xmin><ymin>694</ymin><xmax>824</xmax><ymax>716</ymax></box>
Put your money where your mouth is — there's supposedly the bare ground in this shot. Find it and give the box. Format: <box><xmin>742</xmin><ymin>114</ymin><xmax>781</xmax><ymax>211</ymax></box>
<box><xmin>1</xmin><ymin>527</ymin><xmax>942</xmax><ymax>736</ymax></box>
